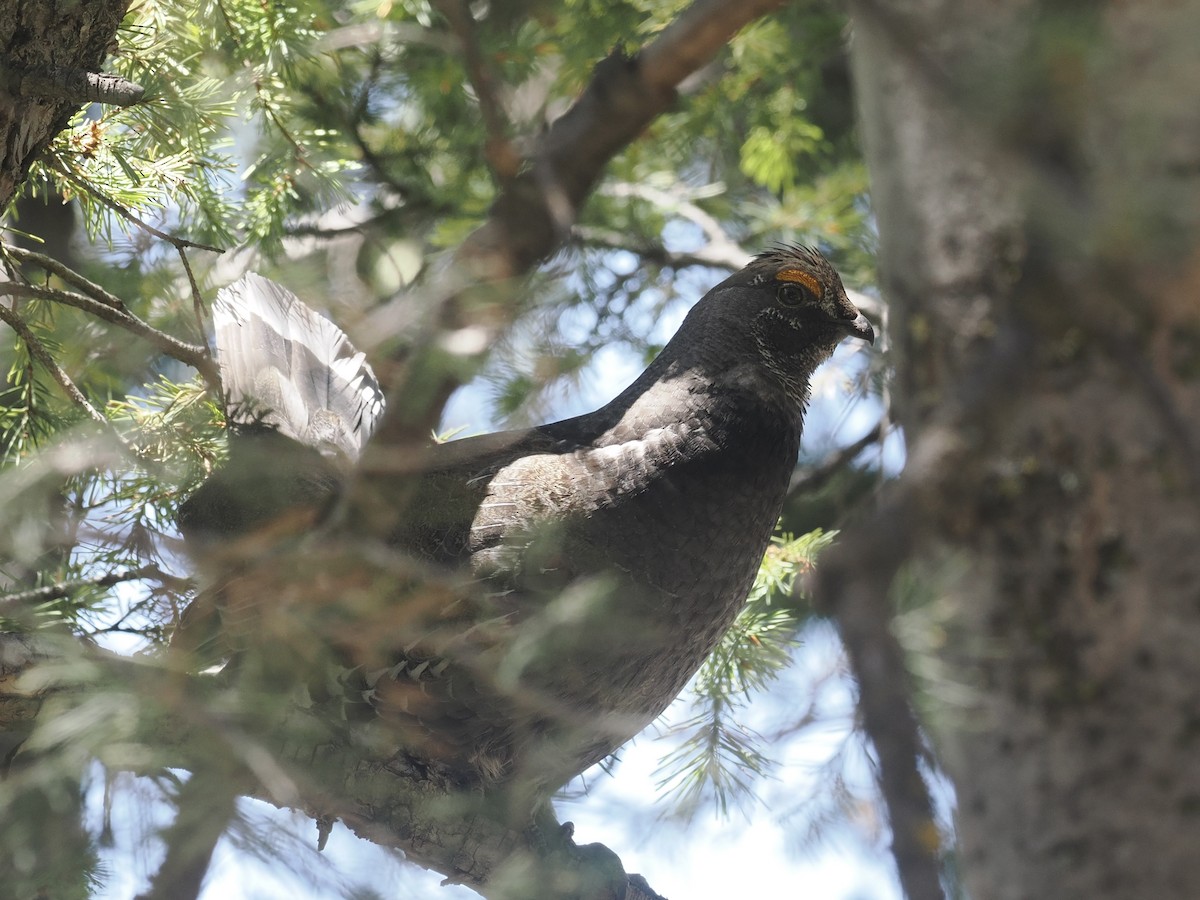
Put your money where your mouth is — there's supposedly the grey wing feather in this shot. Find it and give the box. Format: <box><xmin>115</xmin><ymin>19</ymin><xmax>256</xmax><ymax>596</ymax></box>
<box><xmin>213</xmin><ymin>273</ymin><xmax>386</xmax><ymax>460</ymax></box>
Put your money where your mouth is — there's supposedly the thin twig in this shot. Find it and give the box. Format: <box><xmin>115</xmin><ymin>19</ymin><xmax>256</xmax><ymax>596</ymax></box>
<box><xmin>0</xmin><ymin>300</ymin><xmax>116</xmax><ymax>433</ymax></box>
<box><xmin>175</xmin><ymin>245</ymin><xmax>210</xmax><ymax>347</ymax></box>
<box><xmin>603</xmin><ymin>181</ymin><xmax>748</xmax><ymax>263</ymax></box>
<box><xmin>316</xmin><ymin>20</ymin><xmax>459</xmax><ymax>54</ymax></box>
<box><xmin>257</xmin><ymin>85</ymin><xmax>312</xmax><ymax>166</ymax></box>
<box><xmin>136</xmin><ymin>773</ymin><xmax>238</xmax><ymax>900</ymax></box>
<box><xmin>572</xmin><ymin>227</ymin><xmax>751</xmax><ymax>272</ymax></box>
<box><xmin>811</xmin><ymin>324</ymin><xmax>1029</xmax><ymax>900</ymax></box>
<box><xmin>209</xmin><ymin>0</ymin><xmax>312</xmax><ymax>172</ymax></box>
<box><xmin>42</xmin><ymin>160</ymin><xmax>224</xmax><ymax>254</ymax></box>
<box><xmin>788</xmin><ymin>420</ymin><xmax>887</xmax><ymax>498</ymax></box>
<box><xmin>0</xmin><ymin>564</ymin><xmax>189</xmax><ymax>613</ymax></box>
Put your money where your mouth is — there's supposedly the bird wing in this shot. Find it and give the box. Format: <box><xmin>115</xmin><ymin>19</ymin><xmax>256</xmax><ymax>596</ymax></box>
<box><xmin>351</xmin><ymin>421</ymin><xmax>713</xmax><ymax>783</ymax></box>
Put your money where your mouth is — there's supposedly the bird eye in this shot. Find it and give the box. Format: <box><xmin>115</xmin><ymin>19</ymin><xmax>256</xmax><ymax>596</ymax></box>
<box><xmin>776</xmin><ymin>283</ymin><xmax>810</xmax><ymax>307</ymax></box>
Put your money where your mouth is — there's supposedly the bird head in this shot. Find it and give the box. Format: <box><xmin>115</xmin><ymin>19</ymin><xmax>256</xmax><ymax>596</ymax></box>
<box><xmin>683</xmin><ymin>245</ymin><xmax>874</xmax><ymax>405</ymax></box>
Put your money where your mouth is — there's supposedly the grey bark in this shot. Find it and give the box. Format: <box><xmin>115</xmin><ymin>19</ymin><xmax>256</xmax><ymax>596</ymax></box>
<box><xmin>0</xmin><ymin>0</ymin><xmax>130</xmax><ymax>214</ymax></box>
<box><xmin>846</xmin><ymin>1</ymin><xmax>1200</xmax><ymax>897</ymax></box>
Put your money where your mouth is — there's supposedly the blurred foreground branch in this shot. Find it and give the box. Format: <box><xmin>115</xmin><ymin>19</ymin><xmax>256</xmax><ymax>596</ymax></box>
<box><xmin>0</xmin><ymin>631</ymin><xmax>667</xmax><ymax>899</ymax></box>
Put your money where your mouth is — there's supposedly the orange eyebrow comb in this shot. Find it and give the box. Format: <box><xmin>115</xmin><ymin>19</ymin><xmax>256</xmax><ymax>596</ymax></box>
<box><xmin>775</xmin><ymin>267</ymin><xmax>823</xmax><ymax>296</ymax></box>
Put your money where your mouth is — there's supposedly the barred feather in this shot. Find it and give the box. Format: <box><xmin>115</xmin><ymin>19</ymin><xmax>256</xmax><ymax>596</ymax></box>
<box><xmin>213</xmin><ymin>273</ymin><xmax>385</xmax><ymax>461</ymax></box>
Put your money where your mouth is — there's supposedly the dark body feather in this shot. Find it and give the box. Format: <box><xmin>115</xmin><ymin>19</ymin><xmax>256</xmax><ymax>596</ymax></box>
<box><xmin>181</xmin><ymin>248</ymin><xmax>874</xmax><ymax>791</ymax></box>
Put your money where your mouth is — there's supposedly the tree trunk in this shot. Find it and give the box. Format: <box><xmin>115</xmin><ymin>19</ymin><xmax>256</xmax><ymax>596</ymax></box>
<box><xmin>848</xmin><ymin>1</ymin><xmax>1200</xmax><ymax>897</ymax></box>
<box><xmin>0</xmin><ymin>0</ymin><xmax>130</xmax><ymax>214</ymax></box>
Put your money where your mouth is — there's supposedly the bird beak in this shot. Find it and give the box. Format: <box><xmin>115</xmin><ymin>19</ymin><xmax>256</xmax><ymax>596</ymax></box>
<box><xmin>844</xmin><ymin>312</ymin><xmax>875</xmax><ymax>345</ymax></box>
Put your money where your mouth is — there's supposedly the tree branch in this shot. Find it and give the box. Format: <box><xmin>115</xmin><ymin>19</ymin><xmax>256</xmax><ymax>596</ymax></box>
<box><xmin>814</xmin><ymin>487</ymin><xmax>942</xmax><ymax>900</ymax></box>
<box><xmin>3</xmin><ymin>244</ymin><xmax>126</xmax><ymax>309</ymax></box>
<box><xmin>0</xmin><ymin>0</ymin><xmax>128</xmax><ymax>214</ymax></box>
<box><xmin>16</xmin><ymin>67</ymin><xmax>145</xmax><ymax>108</ymax></box>
<box><xmin>368</xmin><ymin>0</ymin><xmax>788</xmax><ymax>447</ymax></box>
<box><xmin>432</xmin><ymin>0</ymin><xmax>519</xmax><ymax>180</ymax></box>
<box><xmin>462</xmin><ymin>0</ymin><xmax>787</xmax><ymax>279</ymax></box>
<box><xmin>0</xmin><ymin>281</ymin><xmax>219</xmax><ymax>388</ymax></box>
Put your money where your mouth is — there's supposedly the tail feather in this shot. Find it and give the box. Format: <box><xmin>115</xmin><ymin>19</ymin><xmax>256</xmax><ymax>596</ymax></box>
<box><xmin>213</xmin><ymin>273</ymin><xmax>385</xmax><ymax>461</ymax></box>
<box><xmin>179</xmin><ymin>274</ymin><xmax>386</xmax><ymax>548</ymax></box>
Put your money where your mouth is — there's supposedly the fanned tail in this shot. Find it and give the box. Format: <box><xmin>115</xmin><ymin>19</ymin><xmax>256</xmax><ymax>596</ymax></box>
<box><xmin>179</xmin><ymin>274</ymin><xmax>386</xmax><ymax>546</ymax></box>
<box><xmin>212</xmin><ymin>273</ymin><xmax>385</xmax><ymax>461</ymax></box>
